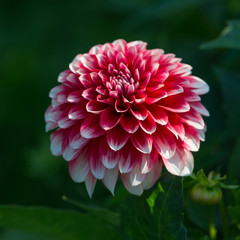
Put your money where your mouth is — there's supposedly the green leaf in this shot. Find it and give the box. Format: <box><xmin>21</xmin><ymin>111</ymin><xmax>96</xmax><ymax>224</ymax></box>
<box><xmin>62</xmin><ymin>196</ymin><xmax>120</xmax><ymax>227</ymax></box>
<box><xmin>121</xmin><ymin>173</ymin><xmax>186</xmax><ymax>240</ymax></box>
<box><xmin>214</xmin><ymin>68</ymin><xmax>240</xmax><ymax>136</ymax></box>
<box><xmin>0</xmin><ymin>205</ymin><xmax>120</xmax><ymax>240</ymax></box>
<box><xmin>201</xmin><ymin>20</ymin><xmax>240</xmax><ymax>49</ymax></box>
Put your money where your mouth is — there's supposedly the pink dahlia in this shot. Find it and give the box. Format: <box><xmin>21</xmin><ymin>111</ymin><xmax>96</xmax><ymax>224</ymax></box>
<box><xmin>45</xmin><ymin>39</ymin><xmax>209</xmax><ymax>197</ymax></box>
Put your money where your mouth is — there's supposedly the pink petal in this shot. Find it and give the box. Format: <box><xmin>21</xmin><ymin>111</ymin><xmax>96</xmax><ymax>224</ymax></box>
<box><xmin>182</xmin><ymin>125</ymin><xmax>200</xmax><ymax>152</ymax></box>
<box><xmin>166</xmin><ymin>113</ymin><xmax>185</xmax><ymax>140</ymax></box>
<box><xmin>86</xmin><ymin>100</ymin><xmax>108</xmax><ymax>114</ymax></box>
<box><xmin>190</xmin><ymin>102</ymin><xmax>210</xmax><ymax>117</ymax></box>
<box><xmin>139</xmin><ymin>113</ymin><xmax>157</xmax><ymax>134</ymax></box>
<box><xmin>145</xmin><ymin>89</ymin><xmax>167</xmax><ymax>104</ymax></box>
<box><xmin>44</xmin><ymin>105</ymin><xmax>61</xmax><ymax>122</ymax></box>
<box><xmin>162</xmin><ymin>146</ymin><xmax>194</xmax><ymax>176</ymax></box>
<box><xmin>115</xmin><ymin>99</ymin><xmax>129</xmax><ymax>113</ymax></box>
<box><xmin>131</xmin><ymin>128</ymin><xmax>153</xmax><ymax>154</ymax></box>
<box><xmin>147</xmin><ymin>105</ymin><xmax>168</xmax><ymax>125</ymax></box>
<box><xmin>50</xmin><ymin>131</ymin><xmax>64</xmax><ymax>156</ymax></box>
<box><xmin>185</xmin><ymin>76</ymin><xmax>209</xmax><ymax>95</ymax></box>
<box><xmin>152</xmin><ymin>126</ymin><xmax>176</xmax><ymax>159</ymax></box>
<box><xmin>67</xmin><ymin>90</ymin><xmax>83</xmax><ymax>103</ymax></box>
<box><xmin>100</xmin><ymin>108</ymin><xmax>122</xmax><ymax>130</ymax></box>
<box><xmin>128</xmin><ymin>163</ymin><xmax>146</xmax><ymax>186</ymax></box>
<box><xmin>106</xmin><ymin>124</ymin><xmax>129</xmax><ymax>151</ymax></box>
<box><xmin>118</xmin><ymin>146</ymin><xmax>139</xmax><ymax>173</ymax></box>
<box><xmin>130</xmin><ymin>104</ymin><xmax>148</xmax><ymax>120</ymax></box>
<box><xmin>49</xmin><ymin>85</ymin><xmax>65</xmax><ymax>98</ymax></box>
<box><xmin>99</xmin><ymin>139</ymin><xmax>119</xmax><ymax>169</ymax></box>
<box><xmin>142</xmin><ymin>160</ymin><xmax>162</xmax><ymax>190</ymax></box>
<box><xmin>120</xmin><ymin>113</ymin><xmax>139</xmax><ymax>133</ymax></box>
<box><xmin>171</xmin><ymin>63</ymin><xmax>192</xmax><ymax>75</ymax></box>
<box><xmin>88</xmin><ymin>139</ymin><xmax>106</xmax><ymax>179</ymax></box>
<box><xmin>80</xmin><ymin>115</ymin><xmax>105</xmax><ymax>139</ymax></box>
<box><xmin>179</xmin><ymin>108</ymin><xmax>205</xmax><ymax>130</ymax></box>
<box><xmin>121</xmin><ymin>173</ymin><xmax>143</xmax><ymax>196</ymax></box>
<box><xmin>102</xmin><ymin>167</ymin><xmax>119</xmax><ymax>195</ymax></box>
<box><xmin>69</xmin><ymin>125</ymin><xmax>89</xmax><ymax>149</ymax></box>
<box><xmin>69</xmin><ymin>148</ymin><xmax>89</xmax><ymax>182</ymax></box>
<box><xmin>140</xmin><ymin>149</ymin><xmax>158</xmax><ymax>174</ymax></box>
<box><xmin>62</xmin><ymin>145</ymin><xmax>80</xmax><ymax>161</ymax></box>
<box><xmin>80</xmin><ymin>54</ymin><xmax>99</xmax><ymax>71</ymax></box>
<box><xmin>159</xmin><ymin>95</ymin><xmax>190</xmax><ymax>113</ymax></box>
<box><xmin>163</xmin><ymin>82</ymin><xmax>183</xmax><ymax>96</ymax></box>
<box><xmin>46</xmin><ymin>121</ymin><xmax>57</xmax><ymax>132</ymax></box>
<box><xmin>58</xmin><ymin>110</ymin><xmax>76</xmax><ymax>129</ymax></box>
<box><xmin>82</xmin><ymin>88</ymin><xmax>97</xmax><ymax>100</ymax></box>
<box><xmin>68</xmin><ymin>103</ymin><xmax>88</xmax><ymax>120</ymax></box>
<box><xmin>85</xmin><ymin>172</ymin><xmax>97</xmax><ymax>198</ymax></box>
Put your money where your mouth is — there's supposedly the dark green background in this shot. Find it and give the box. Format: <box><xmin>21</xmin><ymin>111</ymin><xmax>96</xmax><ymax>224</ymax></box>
<box><xmin>0</xmin><ymin>0</ymin><xmax>240</xmax><ymax>239</ymax></box>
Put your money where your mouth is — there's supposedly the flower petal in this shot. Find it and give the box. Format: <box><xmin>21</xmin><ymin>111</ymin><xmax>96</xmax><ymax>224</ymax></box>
<box><xmin>182</xmin><ymin>125</ymin><xmax>200</xmax><ymax>152</ymax></box>
<box><xmin>106</xmin><ymin>124</ymin><xmax>129</xmax><ymax>151</ymax></box>
<box><xmin>99</xmin><ymin>138</ymin><xmax>119</xmax><ymax>169</ymax></box>
<box><xmin>85</xmin><ymin>172</ymin><xmax>97</xmax><ymax>198</ymax></box>
<box><xmin>102</xmin><ymin>167</ymin><xmax>119</xmax><ymax>195</ymax></box>
<box><xmin>166</xmin><ymin>113</ymin><xmax>185</xmax><ymax>140</ymax></box>
<box><xmin>68</xmin><ymin>103</ymin><xmax>88</xmax><ymax>120</ymax></box>
<box><xmin>50</xmin><ymin>131</ymin><xmax>64</xmax><ymax>156</ymax></box>
<box><xmin>130</xmin><ymin>104</ymin><xmax>148</xmax><ymax>120</ymax></box>
<box><xmin>128</xmin><ymin>163</ymin><xmax>146</xmax><ymax>186</ymax></box>
<box><xmin>159</xmin><ymin>95</ymin><xmax>190</xmax><ymax>113</ymax></box>
<box><xmin>131</xmin><ymin>128</ymin><xmax>153</xmax><ymax>154</ymax></box>
<box><xmin>139</xmin><ymin>113</ymin><xmax>157</xmax><ymax>134</ymax></box>
<box><xmin>120</xmin><ymin>113</ymin><xmax>139</xmax><ymax>133</ymax></box>
<box><xmin>62</xmin><ymin>145</ymin><xmax>80</xmax><ymax>161</ymax></box>
<box><xmin>121</xmin><ymin>173</ymin><xmax>143</xmax><ymax>196</ymax></box>
<box><xmin>100</xmin><ymin>108</ymin><xmax>122</xmax><ymax>130</ymax></box>
<box><xmin>86</xmin><ymin>100</ymin><xmax>108</xmax><ymax>114</ymax></box>
<box><xmin>152</xmin><ymin>126</ymin><xmax>176</xmax><ymax>159</ymax></box>
<box><xmin>147</xmin><ymin>105</ymin><xmax>168</xmax><ymax>125</ymax></box>
<box><xmin>69</xmin><ymin>148</ymin><xmax>89</xmax><ymax>182</ymax></box>
<box><xmin>190</xmin><ymin>102</ymin><xmax>210</xmax><ymax>117</ymax></box>
<box><xmin>162</xmin><ymin>146</ymin><xmax>194</xmax><ymax>176</ymax></box>
<box><xmin>142</xmin><ymin>160</ymin><xmax>162</xmax><ymax>190</ymax></box>
<box><xmin>80</xmin><ymin>115</ymin><xmax>105</xmax><ymax>139</ymax></box>
<box><xmin>179</xmin><ymin>108</ymin><xmax>205</xmax><ymax>130</ymax></box>
<box><xmin>69</xmin><ymin>125</ymin><xmax>89</xmax><ymax>149</ymax></box>
<box><xmin>140</xmin><ymin>149</ymin><xmax>158</xmax><ymax>174</ymax></box>
<box><xmin>88</xmin><ymin>139</ymin><xmax>106</xmax><ymax>179</ymax></box>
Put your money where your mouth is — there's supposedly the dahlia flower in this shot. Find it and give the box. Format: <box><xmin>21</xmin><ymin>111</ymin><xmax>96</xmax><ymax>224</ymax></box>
<box><xmin>45</xmin><ymin>39</ymin><xmax>209</xmax><ymax>197</ymax></box>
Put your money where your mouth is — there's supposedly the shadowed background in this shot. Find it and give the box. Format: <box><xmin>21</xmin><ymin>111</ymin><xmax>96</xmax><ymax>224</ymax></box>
<box><xmin>0</xmin><ymin>0</ymin><xmax>240</xmax><ymax>239</ymax></box>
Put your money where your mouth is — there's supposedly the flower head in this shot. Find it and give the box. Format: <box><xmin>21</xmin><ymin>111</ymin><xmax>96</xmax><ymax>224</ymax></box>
<box><xmin>45</xmin><ymin>39</ymin><xmax>209</xmax><ymax>197</ymax></box>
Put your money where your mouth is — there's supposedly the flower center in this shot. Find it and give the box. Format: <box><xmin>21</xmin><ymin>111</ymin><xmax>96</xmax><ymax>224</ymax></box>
<box><xmin>107</xmin><ymin>69</ymin><xmax>137</xmax><ymax>99</ymax></box>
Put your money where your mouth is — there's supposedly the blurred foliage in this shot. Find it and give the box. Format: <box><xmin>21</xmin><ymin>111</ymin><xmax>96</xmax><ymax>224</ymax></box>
<box><xmin>121</xmin><ymin>174</ymin><xmax>186</xmax><ymax>240</ymax></box>
<box><xmin>0</xmin><ymin>0</ymin><xmax>240</xmax><ymax>239</ymax></box>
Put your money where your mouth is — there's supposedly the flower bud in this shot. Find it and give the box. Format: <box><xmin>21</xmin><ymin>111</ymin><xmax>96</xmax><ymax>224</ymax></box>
<box><xmin>191</xmin><ymin>183</ymin><xmax>222</xmax><ymax>205</ymax></box>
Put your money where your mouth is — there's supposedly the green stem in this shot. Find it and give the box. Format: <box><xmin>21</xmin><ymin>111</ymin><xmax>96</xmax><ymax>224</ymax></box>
<box><xmin>219</xmin><ymin>199</ymin><xmax>229</xmax><ymax>239</ymax></box>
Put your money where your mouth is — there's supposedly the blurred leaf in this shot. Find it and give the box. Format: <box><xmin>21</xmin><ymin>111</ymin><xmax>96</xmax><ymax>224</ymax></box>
<box><xmin>201</xmin><ymin>20</ymin><xmax>240</xmax><ymax>49</ymax></box>
<box><xmin>62</xmin><ymin>196</ymin><xmax>120</xmax><ymax>226</ymax></box>
<box><xmin>229</xmin><ymin>206</ymin><xmax>240</xmax><ymax>225</ymax></box>
<box><xmin>228</xmin><ymin>137</ymin><xmax>240</xmax><ymax>181</ymax></box>
<box><xmin>185</xmin><ymin>197</ymin><xmax>211</xmax><ymax>232</ymax></box>
<box><xmin>214</xmin><ymin>68</ymin><xmax>240</xmax><ymax>136</ymax></box>
<box><xmin>0</xmin><ymin>230</ymin><xmax>47</xmax><ymax>240</ymax></box>
<box><xmin>121</xmin><ymin>174</ymin><xmax>186</xmax><ymax>240</ymax></box>
<box><xmin>0</xmin><ymin>205</ymin><xmax>120</xmax><ymax>240</ymax></box>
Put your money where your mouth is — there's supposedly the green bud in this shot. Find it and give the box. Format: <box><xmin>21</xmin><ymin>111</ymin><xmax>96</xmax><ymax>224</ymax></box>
<box><xmin>191</xmin><ymin>183</ymin><xmax>222</xmax><ymax>205</ymax></box>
